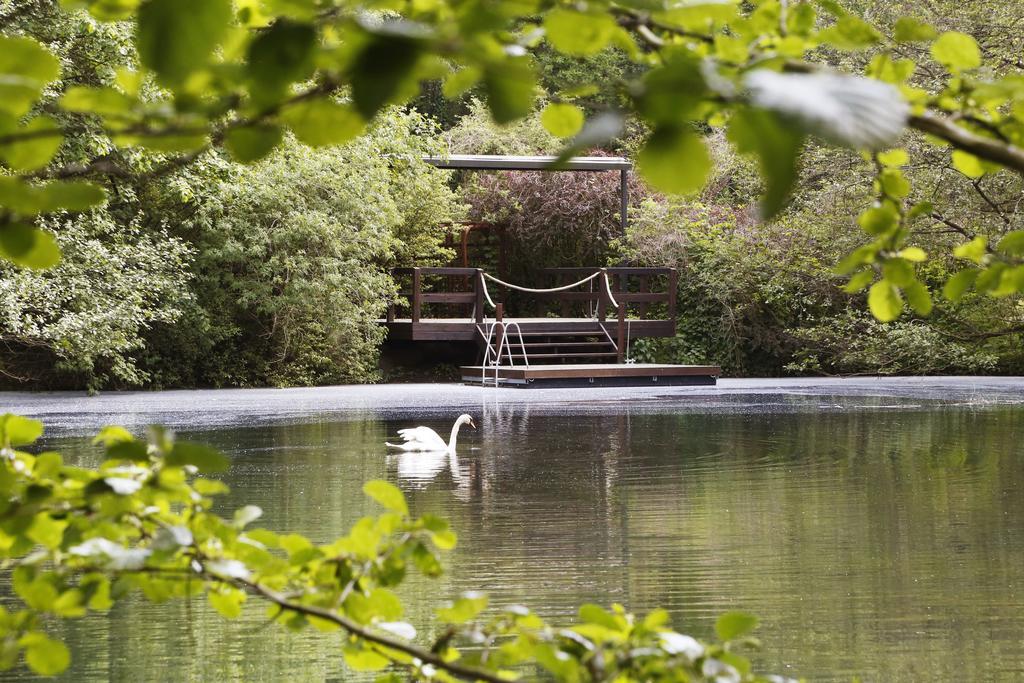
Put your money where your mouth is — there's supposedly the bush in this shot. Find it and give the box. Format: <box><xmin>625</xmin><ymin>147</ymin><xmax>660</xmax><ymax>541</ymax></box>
<box><xmin>0</xmin><ymin>211</ymin><xmax>192</xmax><ymax>390</ymax></box>
<box><xmin>141</xmin><ymin>110</ymin><xmax>463</xmax><ymax>388</ymax></box>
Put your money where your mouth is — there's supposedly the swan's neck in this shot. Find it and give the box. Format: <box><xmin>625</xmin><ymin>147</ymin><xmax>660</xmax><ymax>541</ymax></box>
<box><xmin>448</xmin><ymin>421</ymin><xmax>462</xmax><ymax>452</ymax></box>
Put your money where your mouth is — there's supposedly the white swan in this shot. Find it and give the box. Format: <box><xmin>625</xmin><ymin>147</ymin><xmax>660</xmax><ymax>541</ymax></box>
<box><xmin>385</xmin><ymin>414</ymin><xmax>475</xmax><ymax>453</ymax></box>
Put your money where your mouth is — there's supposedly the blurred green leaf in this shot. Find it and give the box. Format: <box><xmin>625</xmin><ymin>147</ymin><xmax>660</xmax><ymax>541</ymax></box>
<box><xmin>224</xmin><ymin>125</ymin><xmax>283</xmax><ymax>163</ymax></box>
<box><xmin>136</xmin><ymin>0</ymin><xmax>232</xmax><ymax>87</ymax></box>
<box><xmin>931</xmin><ymin>31</ymin><xmax>981</xmax><ymax>72</ymax></box>
<box><xmin>483</xmin><ymin>57</ymin><xmax>537</xmax><ymax>124</ymax></box>
<box><xmin>715</xmin><ymin>611</ymin><xmax>759</xmax><ymax>641</ymax></box>
<box><xmin>0</xmin><ymin>224</ymin><xmax>60</xmax><ymax>270</ymax></box>
<box><xmin>363</xmin><ymin>480</ymin><xmax>408</xmax><ymax>515</ymax></box>
<box><xmin>868</xmin><ymin>280</ymin><xmax>903</xmax><ymax>321</ymax></box>
<box><xmin>0</xmin><ymin>36</ymin><xmax>60</xmax><ymax>117</ymax></box>
<box><xmin>1</xmin><ymin>117</ymin><xmax>63</xmax><ymax>171</ymax></box>
<box><xmin>637</xmin><ymin>126</ymin><xmax>710</xmax><ymax>196</ymax></box>
<box><xmin>351</xmin><ymin>34</ymin><xmax>422</xmax><ymax>119</ymax></box>
<box><xmin>280</xmin><ymin>100</ymin><xmax>364</xmax><ymax>147</ymax></box>
<box><xmin>540</xmin><ymin>103</ymin><xmax>584</xmax><ymax>138</ymax></box>
<box><xmin>543</xmin><ymin>9</ymin><xmax>617</xmax><ymax>56</ymax></box>
<box><xmin>166</xmin><ymin>441</ymin><xmax>229</xmax><ymax>473</ymax></box>
<box><xmin>728</xmin><ymin>108</ymin><xmax>804</xmax><ymax>218</ymax></box>
<box><xmin>0</xmin><ymin>414</ymin><xmax>44</xmax><ymax>446</ymax></box>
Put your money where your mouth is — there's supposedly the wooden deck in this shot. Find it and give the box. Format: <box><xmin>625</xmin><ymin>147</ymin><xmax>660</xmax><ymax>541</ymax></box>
<box><xmin>381</xmin><ymin>317</ymin><xmax>675</xmax><ymax>341</ymax></box>
<box><xmin>461</xmin><ymin>363</ymin><xmax>721</xmax><ymax>388</ymax></box>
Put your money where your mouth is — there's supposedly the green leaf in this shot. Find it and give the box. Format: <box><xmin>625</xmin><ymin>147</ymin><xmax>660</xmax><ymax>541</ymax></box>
<box><xmin>894</xmin><ymin>17</ymin><xmax>936</xmax><ymax>43</ymax></box>
<box><xmin>93</xmin><ymin>425</ymin><xmax>133</xmax><ymax>446</ymax></box>
<box><xmin>136</xmin><ymin>0</ymin><xmax>233</xmax><ymax>88</ymax></box>
<box><xmin>0</xmin><ymin>224</ymin><xmax>60</xmax><ymax>270</ymax></box>
<box><xmin>429</xmin><ymin>529</ymin><xmax>457</xmax><ymax>550</ymax></box>
<box><xmin>106</xmin><ymin>440</ymin><xmax>149</xmax><ymax>462</ymax></box>
<box><xmin>27</xmin><ymin>514</ymin><xmax>67</xmax><ymax>550</ymax></box>
<box><xmin>842</xmin><ymin>270</ymin><xmax>874</xmax><ymax>293</ymax></box>
<box><xmin>857</xmin><ymin>204</ymin><xmax>899</xmax><ymax>236</ymax></box>
<box><xmin>0</xmin><ymin>414</ymin><xmax>44</xmax><ymax>446</ymax></box>
<box><xmin>224</xmin><ymin>125</ymin><xmax>283</xmax><ymax>163</ymax></box>
<box><xmin>540</xmin><ymin>103</ymin><xmax>584</xmax><ymax>138</ymax></box>
<box><xmin>996</xmin><ymin>231</ymin><xmax>1024</xmax><ymax>256</ymax></box>
<box><xmin>362</xmin><ymin>480</ymin><xmax>408</xmax><ymax>515</ymax></box>
<box><xmin>820</xmin><ymin>15</ymin><xmax>881</xmax><ymax>51</ymax></box>
<box><xmin>1</xmin><ymin>116</ymin><xmax>63</xmax><ymax>171</ymax></box>
<box><xmin>904</xmin><ymin>280</ymin><xmax>932</xmax><ymax>315</ymax></box>
<box><xmin>943</xmin><ymin>268</ymin><xmax>978</xmax><ymax>302</ymax></box>
<box><xmin>544</xmin><ymin>9</ymin><xmax>617</xmax><ymax>56</ymax></box>
<box><xmin>951</xmin><ymin>150</ymin><xmax>985</xmax><ymax>179</ymax></box>
<box><xmin>22</xmin><ymin>635</ymin><xmax>70</xmax><ymax>676</ymax></box>
<box><xmin>931</xmin><ymin>31</ymin><xmax>981</xmax><ymax>72</ymax></box>
<box><xmin>0</xmin><ymin>36</ymin><xmax>61</xmax><ymax>116</ymax></box>
<box><xmin>280</xmin><ymin>99</ymin><xmax>365</xmax><ymax>148</ymax></box>
<box><xmin>579</xmin><ymin>604</ymin><xmax>621</xmax><ymax>631</ymax></box>
<box><xmin>436</xmin><ymin>592</ymin><xmax>488</xmax><ymax>624</ymax></box>
<box><xmin>42</xmin><ymin>180</ymin><xmax>107</xmax><ymax>212</ymax></box>
<box><xmin>247</xmin><ymin>20</ymin><xmax>317</xmax><ymax>95</ymax></box>
<box><xmin>483</xmin><ymin>56</ymin><xmax>537</xmax><ymax>124</ymax></box>
<box><xmin>59</xmin><ymin>86</ymin><xmax>136</xmax><ymax>116</ymax></box>
<box><xmin>898</xmin><ymin>247</ymin><xmax>927</xmax><ymax>262</ymax></box>
<box><xmin>953</xmin><ymin>236</ymin><xmax>987</xmax><ymax>263</ymax></box>
<box><xmin>715</xmin><ymin>611</ymin><xmax>759</xmax><ymax>641</ymax></box>
<box><xmin>637</xmin><ymin>126</ymin><xmax>710</xmax><ymax>196</ymax></box>
<box><xmin>881</xmin><ymin>257</ymin><xmax>914</xmax><ymax>286</ymax></box>
<box><xmin>879</xmin><ymin>168</ymin><xmax>910</xmax><ymax>198</ymax></box>
<box><xmin>350</xmin><ymin>33</ymin><xmax>422</xmax><ymax>120</ymax></box>
<box><xmin>868</xmin><ymin>280</ymin><xmax>903</xmax><ymax>321</ymax></box>
<box><xmin>877</xmin><ymin>149</ymin><xmax>908</xmax><ymax>167</ymax></box>
<box><xmin>343</xmin><ymin>646</ymin><xmax>390</xmax><ymax>672</ymax></box>
<box><xmin>728</xmin><ymin>108</ymin><xmax>804</xmax><ymax>218</ymax></box>
<box><xmin>166</xmin><ymin>441</ymin><xmax>229</xmax><ymax>473</ymax></box>
<box><xmin>208</xmin><ymin>587</ymin><xmax>246</xmax><ymax>618</ymax></box>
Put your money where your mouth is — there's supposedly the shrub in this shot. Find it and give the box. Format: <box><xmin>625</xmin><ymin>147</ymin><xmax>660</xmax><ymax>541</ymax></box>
<box><xmin>141</xmin><ymin>110</ymin><xmax>463</xmax><ymax>387</ymax></box>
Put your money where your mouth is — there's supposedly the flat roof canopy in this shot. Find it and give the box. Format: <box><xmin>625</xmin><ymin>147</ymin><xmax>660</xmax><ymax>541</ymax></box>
<box><xmin>423</xmin><ymin>154</ymin><xmax>632</xmax><ymax>171</ymax></box>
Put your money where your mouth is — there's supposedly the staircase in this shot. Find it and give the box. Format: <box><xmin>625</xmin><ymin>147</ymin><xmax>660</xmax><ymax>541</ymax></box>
<box><xmin>477</xmin><ymin>323</ymin><xmax>619</xmax><ymax>366</ymax></box>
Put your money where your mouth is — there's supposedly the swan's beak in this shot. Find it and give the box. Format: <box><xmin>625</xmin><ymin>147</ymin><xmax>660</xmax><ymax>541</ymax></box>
<box><xmin>469</xmin><ymin>418</ymin><xmax>476</xmax><ymax>429</ymax></box>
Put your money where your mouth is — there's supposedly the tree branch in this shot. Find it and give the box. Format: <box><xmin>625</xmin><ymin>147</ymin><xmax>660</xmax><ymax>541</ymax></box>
<box><xmin>909</xmin><ymin>111</ymin><xmax>1024</xmax><ymax>175</ymax></box>
<box><xmin>235</xmin><ymin>577</ymin><xmax>507</xmax><ymax>683</ymax></box>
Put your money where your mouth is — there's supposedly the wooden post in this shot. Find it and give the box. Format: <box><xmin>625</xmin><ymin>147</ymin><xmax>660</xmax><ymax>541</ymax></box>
<box><xmin>617</xmin><ymin>302</ymin><xmax>626</xmax><ymax>363</ymax></box>
<box><xmin>638</xmin><ymin>274</ymin><xmax>650</xmax><ymax>319</ymax></box>
<box><xmin>411</xmin><ymin>267</ymin><xmax>421</xmax><ymax>323</ymax></box>
<box><xmin>474</xmin><ymin>269</ymin><xmax>484</xmax><ymax>323</ymax></box>
<box><xmin>597</xmin><ymin>268</ymin><xmax>608</xmax><ymax>322</ymax></box>
<box><xmin>667</xmin><ymin>268</ymin><xmax>678</xmax><ymax>331</ymax></box>
<box><xmin>495</xmin><ymin>303</ymin><xmax>505</xmax><ymax>363</ymax></box>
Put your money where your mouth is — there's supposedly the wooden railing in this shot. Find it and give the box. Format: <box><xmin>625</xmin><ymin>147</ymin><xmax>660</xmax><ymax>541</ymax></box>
<box><xmin>387</xmin><ymin>267</ymin><xmax>677</xmax><ymax>327</ymax></box>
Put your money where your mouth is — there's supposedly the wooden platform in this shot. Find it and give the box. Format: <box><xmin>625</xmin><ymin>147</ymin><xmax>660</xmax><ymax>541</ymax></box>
<box><xmin>382</xmin><ymin>317</ymin><xmax>675</xmax><ymax>341</ymax></box>
<box><xmin>460</xmin><ymin>363</ymin><xmax>721</xmax><ymax>388</ymax></box>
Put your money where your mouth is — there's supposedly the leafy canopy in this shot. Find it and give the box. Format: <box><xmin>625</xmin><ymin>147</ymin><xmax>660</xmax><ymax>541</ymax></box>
<box><xmin>2</xmin><ymin>0</ymin><xmax>1024</xmax><ymax>322</ymax></box>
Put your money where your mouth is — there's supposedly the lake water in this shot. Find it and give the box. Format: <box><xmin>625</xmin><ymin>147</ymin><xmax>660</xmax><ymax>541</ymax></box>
<box><xmin>4</xmin><ymin>379</ymin><xmax>1024</xmax><ymax>681</ymax></box>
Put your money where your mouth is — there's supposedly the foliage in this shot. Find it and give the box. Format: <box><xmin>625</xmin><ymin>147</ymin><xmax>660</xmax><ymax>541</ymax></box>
<box><xmin>0</xmin><ymin>415</ymin><xmax>787</xmax><ymax>682</ymax></box>
<box><xmin>3</xmin><ymin>0</ymin><xmax>1024</xmax><ymax>324</ymax></box>
<box><xmin>617</xmin><ymin>183</ymin><xmax>1005</xmax><ymax>376</ymax></box>
<box><xmin>443</xmin><ymin>98</ymin><xmax>561</xmax><ymax>156</ymax></box>
<box><xmin>141</xmin><ymin>112</ymin><xmax>460</xmax><ymax>388</ymax></box>
<box><xmin>0</xmin><ymin>210</ymin><xmax>192</xmax><ymax>389</ymax></box>
<box><xmin>465</xmin><ymin>152</ymin><xmax>645</xmax><ymax>270</ymax></box>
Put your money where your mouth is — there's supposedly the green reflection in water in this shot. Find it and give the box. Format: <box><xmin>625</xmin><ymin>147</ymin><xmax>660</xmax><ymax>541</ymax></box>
<box><xmin>6</xmin><ymin>399</ymin><xmax>1024</xmax><ymax>682</ymax></box>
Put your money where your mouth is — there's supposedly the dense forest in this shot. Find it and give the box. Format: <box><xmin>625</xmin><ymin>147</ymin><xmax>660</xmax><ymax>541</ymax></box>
<box><xmin>1</xmin><ymin>0</ymin><xmax>1022</xmax><ymax>390</ymax></box>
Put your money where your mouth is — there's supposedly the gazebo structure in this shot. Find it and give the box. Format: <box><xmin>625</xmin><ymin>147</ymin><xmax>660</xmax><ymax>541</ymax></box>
<box><xmin>381</xmin><ymin>154</ymin><xmax>719</xmax><ymax>387</ymax></box>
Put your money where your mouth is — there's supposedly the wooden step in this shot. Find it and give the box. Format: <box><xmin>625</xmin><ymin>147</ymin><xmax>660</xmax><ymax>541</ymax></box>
<box><xmin>524</xmin><ymin>352</ymin><xmax>619</xmax><ymax>359</ymax></box>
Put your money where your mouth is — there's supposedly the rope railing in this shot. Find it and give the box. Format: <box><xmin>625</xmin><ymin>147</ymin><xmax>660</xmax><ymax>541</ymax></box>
<box><xmin>478</xmin><ymin>270</ymin><xmax>620</xmax><ymax>318</ymax></box>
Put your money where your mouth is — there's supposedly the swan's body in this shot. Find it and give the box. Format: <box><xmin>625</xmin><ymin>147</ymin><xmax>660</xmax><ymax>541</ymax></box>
<box><xmin>386</xmin><ymin>414</ymin><xmax>475</xmax><ymax>454</ymax></box>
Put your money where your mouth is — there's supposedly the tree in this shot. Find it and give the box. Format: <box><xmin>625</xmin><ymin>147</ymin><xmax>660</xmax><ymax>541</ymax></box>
<box><xmin>3</xmin><ymin>0</ymin><xmax>1024</xmax><ymax>322</ymax></box>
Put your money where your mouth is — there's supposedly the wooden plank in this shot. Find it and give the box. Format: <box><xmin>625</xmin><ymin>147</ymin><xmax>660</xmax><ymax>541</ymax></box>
<box><xmin>423</xmin><ymin>154</ymin><xmax>632</xmax><ymax>171</ymax></box>
<box><xmin>411</xmin><ymin>268</ymin><xmax>421</xmax><ymax>323</ymax></box>
<box><xmin>459</xmin><ymin>363</ymin><xmax>721</xmax><ymax>380</ymax></box>
<box><xmin>421</xmin><ymin>292</ymin><xmax>476</xmax><ymax>304</ymax></box>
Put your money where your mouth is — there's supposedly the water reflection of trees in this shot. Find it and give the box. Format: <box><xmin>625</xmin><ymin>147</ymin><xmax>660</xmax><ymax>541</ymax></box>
<box><xmin>27</xmin><ymin>402</ymin><xmax>1024</xmax><ymax>681</ymax></box>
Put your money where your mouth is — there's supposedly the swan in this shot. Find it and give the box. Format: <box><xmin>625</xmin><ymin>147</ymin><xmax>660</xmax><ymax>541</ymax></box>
<box><xmin>386</xmin><ymin>414</ymin><xmax>475</xmax><ymax>453</ymax></box>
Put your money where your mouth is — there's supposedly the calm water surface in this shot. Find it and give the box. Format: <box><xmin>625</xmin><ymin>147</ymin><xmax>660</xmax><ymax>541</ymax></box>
<box><xmin>6</xmin><ymin>385</ymin><xmax>1024</xmax><ymax>681</ymax></box>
